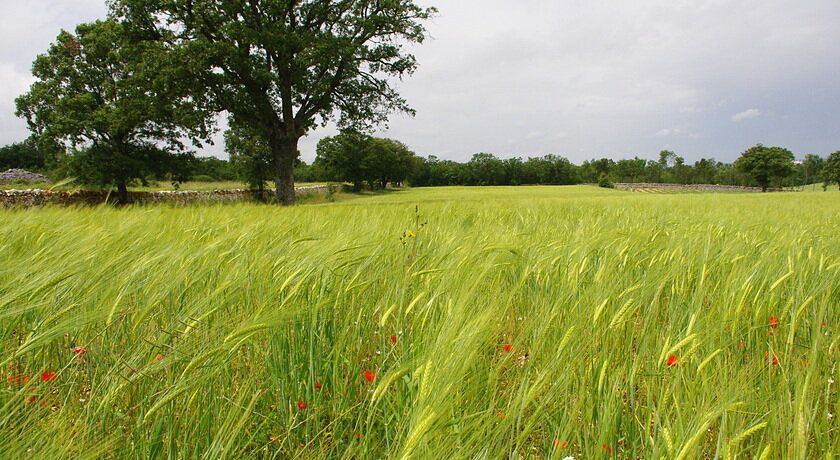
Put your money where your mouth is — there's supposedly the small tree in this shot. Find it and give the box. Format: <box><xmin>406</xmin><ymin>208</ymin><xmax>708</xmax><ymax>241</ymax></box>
<box><xmin>823</xmin><ymin>151</ymin><xmax>840</xmax><ymax>190</ymax></box>
<box><xmin>316</xmin><ymin>131</ymin><xmax>372</xmax><ymax>191</ymax></box>
<box><xmin>362</xmin><ymin>138</ymin><xmax>417</xmax><ymax>188</ymax></box>
<box><xmin>467</xmin><ymin>153</ymin><xmax>505</xmax><ymax>186</ymax></box>
<box><xmin>316</xmin><ymin>132</ymin><xmax>417</xmax><ymax>190</ymax></box>
<box><xmin>225</xmin><ymin>122</ymin><xmax>274</xmax><ymax>198</ymax></box>
<box><xmin>15</xmin><ymin>20</ymin><xmax>210</xmax><ymax>202</ymax></box>
<box><xmin>800</xmin><ymin>154</ymin><xmax>824</xmax><ymax>186</ymax></box>
<box><xmin>734</xmin><ymin>144</ymin><xmax>795</xmax><ymax>192</ymax></box>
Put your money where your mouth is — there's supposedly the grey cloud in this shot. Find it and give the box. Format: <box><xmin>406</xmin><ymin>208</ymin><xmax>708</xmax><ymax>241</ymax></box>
<box><xmin>1</xmin><ymin>0</ymin><xmax>839</xmax><ymax>163</ymax></box>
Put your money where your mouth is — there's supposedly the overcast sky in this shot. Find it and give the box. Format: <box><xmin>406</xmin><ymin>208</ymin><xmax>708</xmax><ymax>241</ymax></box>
<box><xmin>2</xmin><ymin>0</ymin><xmax>839</xmax><ymax>163</ymax></box>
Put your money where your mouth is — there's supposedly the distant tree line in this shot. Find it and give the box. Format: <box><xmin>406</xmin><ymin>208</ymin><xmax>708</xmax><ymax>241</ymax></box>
<box><xmin>406</xmin><ymin>147</ymin><xmax>840</xmax><ymax>190</ymax></box>
<box><xmin>5</xmin><ymin>133</ymin><xmax>840</xmax><ymax>192</ymax></box>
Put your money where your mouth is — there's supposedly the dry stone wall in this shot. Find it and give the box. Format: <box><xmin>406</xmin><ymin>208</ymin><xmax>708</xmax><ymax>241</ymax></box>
<box><xmin>614</xmin><ymin>183</ymin><xmax>790</xmax><ymax>192</ymax></box>
<box><xmin>0</xmin><ymin>185</ymin><xmax>335</xmax><ymax>208</ymax></box>
<box><xmin>0</xmin><ymin>169</ymin><xmax>51</xmax><ymax>185</ymax></box>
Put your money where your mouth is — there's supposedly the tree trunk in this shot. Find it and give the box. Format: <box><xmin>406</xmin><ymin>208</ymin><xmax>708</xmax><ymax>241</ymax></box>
<box><xmin>117</xmin><ymin>180</ymin><xmax>129</xmax><ymax>204</ymax></box>
<box><xmin>271</xmin><ymin>136</ymin><xmax>298</xmax><ymax>205</ymax></box>
<box><xmin>761</xmin><ymin>184</ymin><xmax>768</xmax><ymax>192</ymax></box>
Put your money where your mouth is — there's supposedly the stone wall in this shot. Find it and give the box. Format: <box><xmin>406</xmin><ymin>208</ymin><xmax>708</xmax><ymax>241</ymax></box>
<box><xmin>614</xmin><ymin>183</ymin><xmax>791</xmax><ymax>192</ymax></box>
<box><xmin>0</xmin><ymin>169</ymin><xmax>51</xmax><ymax>185</ymax></box>
<box><xmin>0</xmin><ymin>185</ymin><xmax>336</xmax><ymax>208</ymax></box>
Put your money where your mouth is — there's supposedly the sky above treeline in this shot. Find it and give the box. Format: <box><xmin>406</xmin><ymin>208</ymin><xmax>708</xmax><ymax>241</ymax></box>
<box><xmin>1</xmin><ymin>0</ymin><xmax>839</xmax><ymax>163</ymax></box>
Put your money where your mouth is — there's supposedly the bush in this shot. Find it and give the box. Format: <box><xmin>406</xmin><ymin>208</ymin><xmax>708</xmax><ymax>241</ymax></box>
<box><xmin>191</xmin><ymin>175</ymin><xmax>217</xmax><ymax>182</ymax></box>
<box><xmin>598</xmin><ymin>173</ymin><xmax>614</xmax><ymax>188</ymax></box>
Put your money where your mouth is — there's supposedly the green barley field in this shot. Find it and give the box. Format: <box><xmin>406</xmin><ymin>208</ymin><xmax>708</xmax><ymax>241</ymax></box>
<box><xmin>0</xmin><ymin>186</ymin><xmax>837</xmax><ymax>459</ymax></box>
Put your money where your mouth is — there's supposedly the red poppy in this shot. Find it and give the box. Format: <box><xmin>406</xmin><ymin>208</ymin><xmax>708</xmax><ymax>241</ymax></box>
<box><xmin>496</xmin><ymin>410</ymin><xmax>506</xmax><ymax>420</ymax></box>
<box><xmin>769</xmin><ymin>315</ymin><xmax>779</xmax><ymax>329</ymax></box>
<box><xmin>666</xmin><ymin>355</ymin><xmax>679</xmax><ymax>367</ymax></box>
<box><xmin>501</xmin><ymin>344</ymin><xmax>514</xmax><ymax>353</ymax></box>
<box><xmin>821</xmin><ymin>322</ymin><xmax>828</xmax><ymax>328</ymax></box>
<box><xmin>41</xmin><ymin>371</ymin><xmax>57</xmax><ymax>382</ymax></box>
<box><xmin>390</xmin><ymin>335</ymin><xmax>398</xmax><ymax>345</ymax></box>
<box><xmin>553</xmin><ymin>438</ymin><xmax>569</xmax><ymax>448</ymax></box>
<box><xmin>602</xmin><ymin>443</ymin><xmax>613</xmax><ymax>455</ymax></box>
<box><xmin>354</xmin><ymin>433</ymin><xmax>363</xmax><ymax>440</ymax></box>
<box><xmin>764</xmin><ymin>352</ymin><xmax>780</xmax><ymax>366</ymax></box>
<box><xmin>297</xmin><ymin>399</ymin><xmax>307</xmax><ymax>411</ymax></box>
<box><xmin>364</xmin><ymin>370</ymin><xmax>376</xmax><ymax>382</ymax></box>
<box><xmin>26</xmin><ymin>395</ymin><xmax>38</xmax><ymax>404</ymax></box>
<box><xmin>7</xmin><ymin>374</ymin><xmax>29</xmax><ymax>386</ymax></box>
<box><xmin>154</xmin><ymin>354</ymin><xmax>164</xmax><ymax>362</ymax></box>
<box><xmin>72</xmin><ymin>346</ymin><xmax>87</xmax><ymax>355</ymax></box>
<box><xmin>314</xmin><ymin>380</ymin><xmax>322</xmax><ymax>390</ymax></box>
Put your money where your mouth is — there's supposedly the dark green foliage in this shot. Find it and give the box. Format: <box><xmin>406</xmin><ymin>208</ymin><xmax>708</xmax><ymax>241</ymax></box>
<box><xmin>225</xmin><ymin>123</ymin><xmax>274</xmax><ymax>195</ymax></box>
<box><xmin>613</xmin><ymin>157</ymin><xmax>648</xmax><ymax>183</ymax></box>
<box><xmin>15</xmin><ymin>19</ymin><xmax>210</xmax><ymax>202</ymax></box>
<box><xmin>293</xmin><ymin>161</ymin><xmax>323</xmax><ymax>183</ymax></box>
<box><xmin>315</xmin><ymin>131</ymin><xmax>418</xmax><ymax>190</ymax></box>
<box><xmin>409</xmin><ymin>148</ymin><xmax>807</xmax><ymax>189</ymax></box>
<box><xmin>466</xmin><ymin>153</ymin><xmax>506</xmax><ymax>185</ymax></box>
<box><xmin>0</xmin><ymin>139</ymin><xmax>49</xmax><ymax>172</ymax></box>
<box><xmin>316</xmin><ymin>131</ymin><xmax>371</xmax><ymax>191</ymax></box>
<box><xmin>575</xmin><ymin>152</ymin><xmax>757</xmax><ymax>186</ymax></box>
<box><xmin>69</xmin><ymin>142</ymin><xmax>193</xmax><ymax>189</ymax></box>
<box><xmin>794</xmin><ymin>154</ymin><xmax>824</xmax><ymax>186</ymax></box>
<box><xmin>734</xmin><ymin>144</ymin><xmax>796</xmax><ymax>192</ymax></box>
<box><xmin>824</xmin><ymin>151</ymin><xmax>840</xmax><ymax>190</ymax></box>
<box><xmin>190</xmin><ymin>157</ymin><xmax>237</xmax><ymax>182</ymax></box>
<box><xmin>111</xmin><ymin>0</ymin><xmax>435</xmax><ymax>204</ymax></box>
<box><xmin>412</xmin><ymin>154</ymin><xmax>580</xmax><ymax>187</ymax></box>
<box><xmin>362</xmin><ymin>138</ymin><xmax>418</xmax><ymax>188</ymax></box>
<box><xmin>598</xmin><ymin>173</ymin><xmax>614</xmax><ymax>188</ymax></box>
<box><xmin>579</xmin><ymin>158</ymin><xmax>616</xmax><ymax>183</ymax></box>
<box><xmin>692</xmin><ymin>158</ymin><xmax>718</xmax><ymax>184</ymax></box>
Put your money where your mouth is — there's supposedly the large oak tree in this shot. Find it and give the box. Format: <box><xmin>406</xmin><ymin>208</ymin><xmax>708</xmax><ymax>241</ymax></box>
<box><xmin>112</xmin><ymin>0</ymin><xmax>435</xmax><ymax>204</ymax></box>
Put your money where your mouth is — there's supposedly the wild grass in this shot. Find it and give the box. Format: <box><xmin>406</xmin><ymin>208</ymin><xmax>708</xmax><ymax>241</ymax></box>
<box><xmin>0</xmin><ymin>186</ymin><xmax>837</xmax><ymax>458</ymax></box>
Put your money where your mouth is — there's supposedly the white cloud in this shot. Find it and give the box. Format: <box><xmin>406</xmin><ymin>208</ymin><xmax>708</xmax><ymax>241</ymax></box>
<box><xmin>657</xmin><ymin>128</ymin><xmax>682</xmax><ymax>136</ymax></box>
<box><xmin>730</xmin><ymin>109</ymin><xmax>763</xmax><ymax>122</ymax></box>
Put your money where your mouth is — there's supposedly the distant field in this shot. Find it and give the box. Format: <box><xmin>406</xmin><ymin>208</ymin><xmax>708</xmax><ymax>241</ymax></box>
<box><xmin>0</xmin><ymin>186</ymin><xmax>837</xmax><ymax>458</ymax></box>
